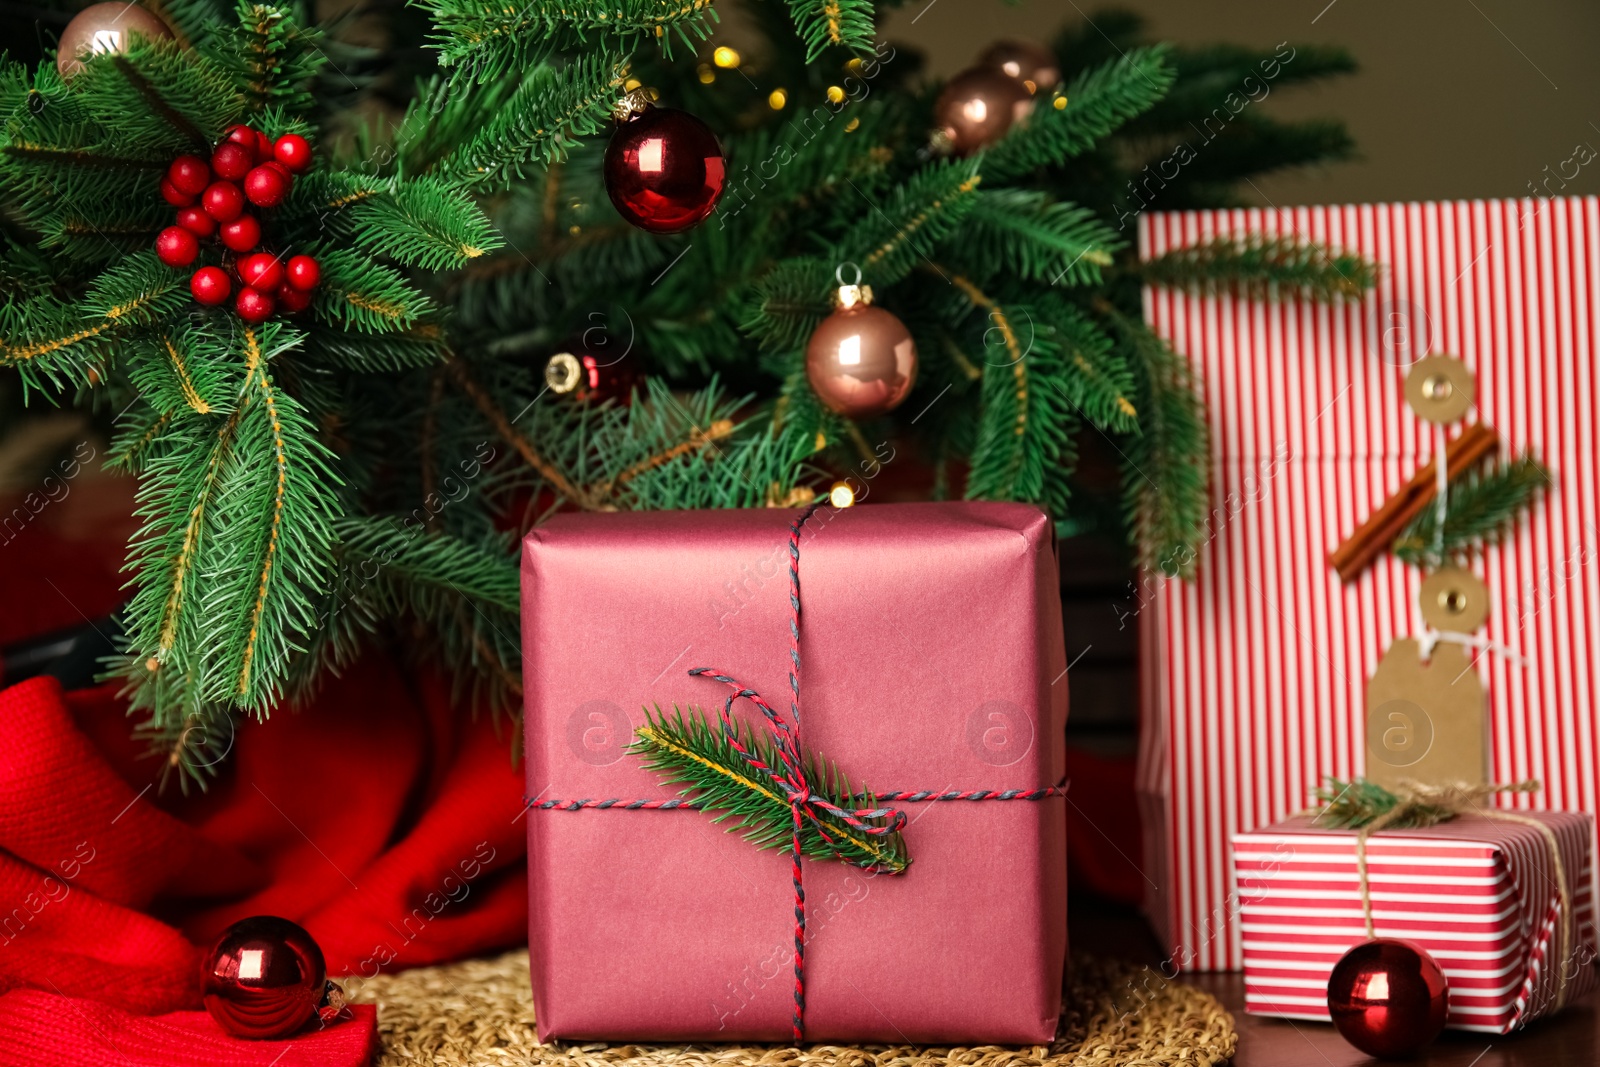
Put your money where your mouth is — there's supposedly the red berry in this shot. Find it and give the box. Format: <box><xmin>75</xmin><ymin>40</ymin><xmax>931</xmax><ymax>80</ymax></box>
<box><xmin>155</xmin><ymin>226</ymin><xmax>199</xmax><ymax>268</ymax></box>
<box><xmin>161</xmin><ymin>177</ymin><xmax>195</xmax><ymax>207</ymax></box>
<box><xmin>224</xmin><ymin>125</ymin><xmax>259</xmax><ymax>159</ymax></box>
<box><xmin>218</xmin><ymin>214</ymin><xmax>261</xmax><ymax>253</ymax></box>
<box><xmin>255</xmin><ymin>130</ymin><xmax>275</xmax><ymax>162</ymax></box>
<box><xmin>285</xmin><ymin>254</ymin><xmax>320</xmax><ymax>291</ymax></box>
<box><xmin>190</xmin><ymin>265</ymin><xmax>231</xmax><ymax>306</ymax></box>
<box><xmin>239</xmin><ymin>252</ymin><xmax>284</xmax><ymax>291</ymax></box>
<box><xmin>176</xmin><ymin>206</ymin><xmax>215</xmax><ymax>238</ymax></box>
<box><xmin>167</xmin><ymin>154</ymin><xmax>211</xmax><ymax>197</ymax></box>
<box><xmin>276</xmin><ymin>281</ymin><xmax>312</xmax><ymax>313</ymax></box>
<box><xmin>236</xmin><ymin>286</ymin><xmax>275</xmax><ymax>323</ymax></box>
<box><xmin>273</xmin><ymin>134</ymin><xmax>312</xmax><ymax>174</ymax></box>
<box><xmin>212</xmin><ymin>142</ymin><xmax>253</xmax><ymax>182</ymax></box>
<box><xmin>264</xmin><ymin>160</ymin><xmax>293</xmax><ymax>183</ymax></box>
<box><xmin>202</xmin><ymin>181</ymin><xmax>245</xmax><ymax>222</ymax></box>
<box><xmin>243</xmin><ymin>164</ymin><xmax>289</xmax><ymax>209</ymax></box>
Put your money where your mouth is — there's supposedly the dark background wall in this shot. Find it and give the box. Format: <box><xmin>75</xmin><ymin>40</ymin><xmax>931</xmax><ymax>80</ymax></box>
<box><xmin>884</xmin><ymin>0</ymin><xmax>1600</xmax><ymax>205</ymax></box>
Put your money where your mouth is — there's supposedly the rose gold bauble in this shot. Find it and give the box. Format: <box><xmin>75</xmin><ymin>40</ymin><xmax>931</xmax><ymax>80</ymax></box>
<box><xmin>934</xmin><ymin>67</ymin><xmax>1034</xmax><ymax>156</ymax></box>
<box><xmin>805</xmin><ymin>298</ymin><xmax>917</xmax><ymax>420</ymax></box>
<box><xmin>979</xmin><ymin>39</ymin><xmax>1062</xmax><ymax>96</ymax></box>
<box><xmin>1327</xmin><ymin>939</ymin><xmax>1449</xmax><ymax>1059</ymax></box>
<box><xmin>57</xmin><ymin>2</ymin><xmax>173</xmax><ymax>78</ymax></box>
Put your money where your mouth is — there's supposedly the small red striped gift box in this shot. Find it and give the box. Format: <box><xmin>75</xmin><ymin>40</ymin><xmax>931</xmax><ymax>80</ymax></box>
<box><xmin>1232</xmin><ymin>812</ymin><xmax>1598</xmax><ymax>1032</ymax></box>
<box><xmin>1136</xmin><ymin>197</ymin><xmax>1600</xmax><ymax>970</ymax></box>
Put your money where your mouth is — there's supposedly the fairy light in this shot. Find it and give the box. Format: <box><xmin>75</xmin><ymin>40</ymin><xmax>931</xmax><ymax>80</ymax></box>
<box><xmin>696</xmin><ymin>63</ymin><xmax>715</xmax><ymax>84</ymax></box>
<box><xmin>713</xmin><ymin>46</ymin><xmax>741</xmax><ymax>68</ymax></box>
<box><xmin>768</xmin><ymin>88</ymin><xmax>788</xmax><ymax>110</ymax></box>
<box><xmin>826</xmin><ymin>85</ymin><xmax>846</xmax><ymax>104</ymax></box>
<box><xmin>829</xmin><ymin>481</ymin><xmax>857</xmax><ymax>508</ymax></box>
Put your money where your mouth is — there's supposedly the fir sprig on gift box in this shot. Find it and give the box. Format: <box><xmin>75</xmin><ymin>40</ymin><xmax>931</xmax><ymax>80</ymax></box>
<box><xmin>1393</xmin><ymin>456</ymin><xmax>1552</xmax><ymax>569</ymax></box>
<box><xmin>1313</xmin><ymin>778</ymin><xmax>1454</xmax><ymax>830</ymax></box>
<box><xmin>632</xmin><ymin>704</ymin><xmax>910</xmax><ymax>873</ymax></box>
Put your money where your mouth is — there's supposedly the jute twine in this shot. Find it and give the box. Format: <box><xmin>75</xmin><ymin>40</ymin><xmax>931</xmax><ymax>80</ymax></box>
<box><xmin>348</xmin><ymin>950</ymin><xmax>1236</xmax><ymax>1067</ymax></box>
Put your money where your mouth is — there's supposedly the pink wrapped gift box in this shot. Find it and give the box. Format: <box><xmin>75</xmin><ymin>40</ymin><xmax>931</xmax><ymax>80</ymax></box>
<box><xmin>520</xmin><ymin>501</ymin><xmax>1069</xmax><ymax>1043</ymax></box>
<box><xmin>1233</xmin><ymin>811</ymin><xmax>1597</xmax><ymax>1033</ymax></box>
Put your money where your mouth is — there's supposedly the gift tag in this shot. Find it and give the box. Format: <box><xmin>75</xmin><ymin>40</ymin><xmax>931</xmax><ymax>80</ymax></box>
<box><xmin>1366</xmin><ymin>568</ymin><xmax>1491</xmax><ymax>789</ymax></box>
<box><xmin>1366</xmin><ymin>638</ymin><xmax>1487</xmax><ymax>789</ymax></box>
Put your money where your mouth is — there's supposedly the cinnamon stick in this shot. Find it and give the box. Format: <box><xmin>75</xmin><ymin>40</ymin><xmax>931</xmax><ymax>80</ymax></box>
<box><xmin>1328</xmin><ymin>422</ymin><xmax>1498</xmax><ymax>583</ymax></box>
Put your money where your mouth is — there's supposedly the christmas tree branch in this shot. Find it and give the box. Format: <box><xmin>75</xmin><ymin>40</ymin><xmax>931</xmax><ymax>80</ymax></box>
<box><xmin>633</xmin><ymin>704</ymin><xmax>909</xmax><ymax>873</ymax></box>
<box><xmin>443</xmin><ymin>353</ymin><xmax>594</xmax><ymax>508</ymax></box>
<box><xmin>1394</xmin><ymin>455</ymin><xmax>1551</xmax><ymax>569</ymax></box>
<box><xmin>110</xmin><ymin>55</ymin><xmax>207</xmax><ymax>149</ymax></box>
<box><xmin>1139</xmin><ymin>235</ymin><xmax>1376</xmax><ymax>301</ymax></box>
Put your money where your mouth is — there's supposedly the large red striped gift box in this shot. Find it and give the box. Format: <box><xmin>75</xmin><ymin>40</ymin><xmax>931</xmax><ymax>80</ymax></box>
<box><xmin>1136</xmin><ymin>197</ymin><xmax>1600</xmax><ymax>970</ymax></box>
<box><xmin>1233</xmin><ymin>812</ymin><xmax>1597</xmax><ymax>1032</ymax></box>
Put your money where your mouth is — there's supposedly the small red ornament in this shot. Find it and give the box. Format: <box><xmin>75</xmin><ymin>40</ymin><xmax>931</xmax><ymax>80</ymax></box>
<box><xmin>934</xmin><ymin>67</ymin><xmax>1033</xmax><ymax>156</ymax></box>
<box><xmin>167</xmin><ymin>154</ymin><xmax>211</xmax><ymax>197</ymax></box>
<box><xmin>276</xmin><ymin>282</ymin><xmax>312</xmax><ymax>313</ymax></box>
<box><xmin>243</xmin><ymin>164</ymin><xmax>289</xmax><ymax>209</ymax></box>
<box><xmin>212</xmin><ymin>142</ymin><xmax>254</xmax><ymax>182</ymax></box>
<box><xmin>604</xmin><ymin>101</ymin><xmax>725</xmax><ymax>234</ymax></box>
<box><xmin>543</xmin><ymin>342</ymin><xmax>637</xmax><ymax>404</ymax></box>
<box><xmin>239</xmin><ymin>252</ymin><xmax>283</xmax><ymax>291</ymax></box>
<box><xmin>190</xmin><ymin>265</ymin><xmax>231</xmax><ymax>306</ymax></box>
<box><xmin>160</xmin><ymin>177</ymin><xmax>194</xmax><ymax>207</ymax></box>
<box><xmin>804</xmin><ymin>273</ymin><xmax>917</xmax><ymax>419</ymax></box>
<box><xmin>284</xmin><ymin>254</ymin><xmax>319</xmax><ymax>291</ymax></box>
<box><xmin>202</xmin><ymin>181</ymin><xmax>245</xmax><ymax>223</ymax></box>
<box><xmin>219</xmin><ymin>214</ymin><xmax>261</xmax><ymax>253</ymax></box>
<box><xmin>236</xmin><ymin>286</ymin><xmax>276</xmax><ymax>323</ymax></box>
<box><xmin>155</xmin><ymin>226</ymin><xmax>199</xmax><ymax>268</ymax></box>
<box><xmin>223</xmin><ymin>125</ymin><xmax>259</xmax><ymax>158</ymax></box>
<box><xmin>255</xmin><ymin>129</ymin><xmax>275</xmax><ymax>163</ymax></box>
<box><xmin>273</xmin><ymin>134</ymin><xmax>312</xmax><ymax>174</ymax></box>
<box><xmin>176</xmin><ymin>206</ymin><xmax>215</xmax><ymax>238</ymax></box>
<box><xmin>201</xmin><ymin>916</ymin><xmax>326</xmax><ymax>1040</ymax></box>
<box><xmin>1327</xmin><ymin>939</ymin><xmax>1449</xmax><ymax>1059</ymax></box>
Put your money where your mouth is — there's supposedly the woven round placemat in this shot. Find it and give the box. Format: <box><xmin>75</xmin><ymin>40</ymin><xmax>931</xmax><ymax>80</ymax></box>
<box><xmin>347</xmin><ymin>949</ymin><xmax>1236</xmax><ymax>1067</ymax></box>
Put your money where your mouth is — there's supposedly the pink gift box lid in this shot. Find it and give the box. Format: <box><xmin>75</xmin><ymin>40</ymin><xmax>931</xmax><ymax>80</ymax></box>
<box><xmin>521</xmin><ymin>501</ymin><xmax>1068</xmax><ymax>1043</ymax></box>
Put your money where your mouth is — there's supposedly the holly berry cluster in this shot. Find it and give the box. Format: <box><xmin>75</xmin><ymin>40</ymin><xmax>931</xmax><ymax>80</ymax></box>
<box><xmin>154</xmin><ymin>125</ymin><xmax>321</xmax><ymax>324</ymax></box>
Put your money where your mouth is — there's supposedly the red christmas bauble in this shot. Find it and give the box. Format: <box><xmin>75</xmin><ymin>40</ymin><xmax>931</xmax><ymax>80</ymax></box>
<box><xmin>155</xmin><ymin>226</ymin><xmax>199</xmax><ymax>268</ymax></box>
<box><xmin>190</xmin><ymin>265</ymin><xmax>232</xmax><ymax>306</ymax></box>
<box><xmin>276</xmin><ymin>282</ymin><xmax>312</xmax><ymax>313</ymax></box>
<box><xmin>219</xmin><ymin>214</ymin><xmax>261</xmax><ymax>253</ymax></box>
<box><xmin>243</xmin><ymin>164</ymin><xmax>289</xmax><ymax>208</ymax></box>
<box><xmin>1328</xmin><ymin>939</ymin><xmax>1449</xmax><ymax>1058</ymax></box>
<box><xmin>202</xmin><ymin>181</ymin><xmax>245</xmax><ymax>222</ymax></box>
<box><xmin>176</xmin><ymin>206</ymin><xmax>215</xmax><ymax>238</ymax></box>
<box><xmin>167</xmin><ymin>154</ymin><xmax>211</xmax><ymax>197</ymax></box>
<box><xmin>236</xmin><ymin>286</ymin><xmax>276</xmax><ymax>324</ymax></box>
<box><xmin>285</xmin><ymin>254</ymin><xmax>319</xmax><ymax>291</ymax></box>
<box><xmin>212</xmin><ymin>142</ymin><xmax>254</xmax><ymax>182</ymax></box>
<box><xmin>202</xmin><ymin>916</ymin><xmax>325</xmax><ymax>1039</ymax></box>
<box><xmin>223</xmin><ymin>125</ymin><xmax>260</xmax><ymax>160</ymax></box>
<box><xmin>160</xmin><ymin>177</ymin><xmax>194</xmax><ymax>207</ymax></box>
<box><xmin>239</xmin><ymin>253</ymin><xmax>283</xmax><ymax>291</ymax></box>
<box><xmin>274</xmin><ymin>134</ymin><xmax>312</xmax><ymax>174</ymax></box>
<box><xmin>604</xmin><ymin>105</ymin><xmax>725</xmax><ymax>234</ymax></box>
<box><xmin>543</xmin><ymin>343</ymin><xmax>637</xmax><ymax>404</ymax></box>
<box><xmin>805</xmin><ymin>299</ymin><xmax>918</xmax><ymax>419</ymax></box>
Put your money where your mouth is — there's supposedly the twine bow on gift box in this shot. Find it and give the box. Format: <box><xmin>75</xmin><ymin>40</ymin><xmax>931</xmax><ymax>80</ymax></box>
<box><xmin>523</xmin><ymin>502</ymin><xmax>1067</xmax><ymax>1042</ymax></box>
<box><xmin>1314</xmin><ymin>778</ymin><xmax>1579</xmax><ymax>1012</ymax></box>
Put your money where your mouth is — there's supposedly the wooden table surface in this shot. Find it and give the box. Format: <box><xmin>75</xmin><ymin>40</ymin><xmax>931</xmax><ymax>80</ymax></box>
<box><xmin>1070</xmin><ymin>894</ymin><xmax>1600</xmax><ymax>1066</ymax></box>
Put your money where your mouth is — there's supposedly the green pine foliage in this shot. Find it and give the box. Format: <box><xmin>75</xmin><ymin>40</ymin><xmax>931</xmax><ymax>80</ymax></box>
<box><xmin>633</xmin><ymin>704</ymin><xmax>910</xmax><ymax>873</ymax></box>
<box><xmin>1312</xmin><ymin>778</ymin><xmax>1454</xmax><ymax>829</ymax></box>
<box><xmin>2</xmin><ymin>0</ymin><xmax>1368</xmax><ymax>776</ymax></box>
<box><xmin>1394</xmin><ymin>456</ymin><xmax>1552</xmax><ymax>569</ymax></box>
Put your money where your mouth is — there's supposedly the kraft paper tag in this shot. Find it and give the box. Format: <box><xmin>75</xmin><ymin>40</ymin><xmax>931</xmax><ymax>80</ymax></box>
<box><xmin>1366</xmin><ymin>638</ymin><xmax>1487</xmax><ymax>789</ymax></box>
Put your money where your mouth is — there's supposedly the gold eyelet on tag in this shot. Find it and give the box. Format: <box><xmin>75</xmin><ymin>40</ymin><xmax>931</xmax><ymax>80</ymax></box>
<box><xmin>1405</xmin><ymin>354</ymin><xmax>1474</xmax><ymax>423</ymax></box>
<box><xmin>1419</xmin><ymin>566</ymin><xmax>1490</xmax><ymax>632</ymax></box>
